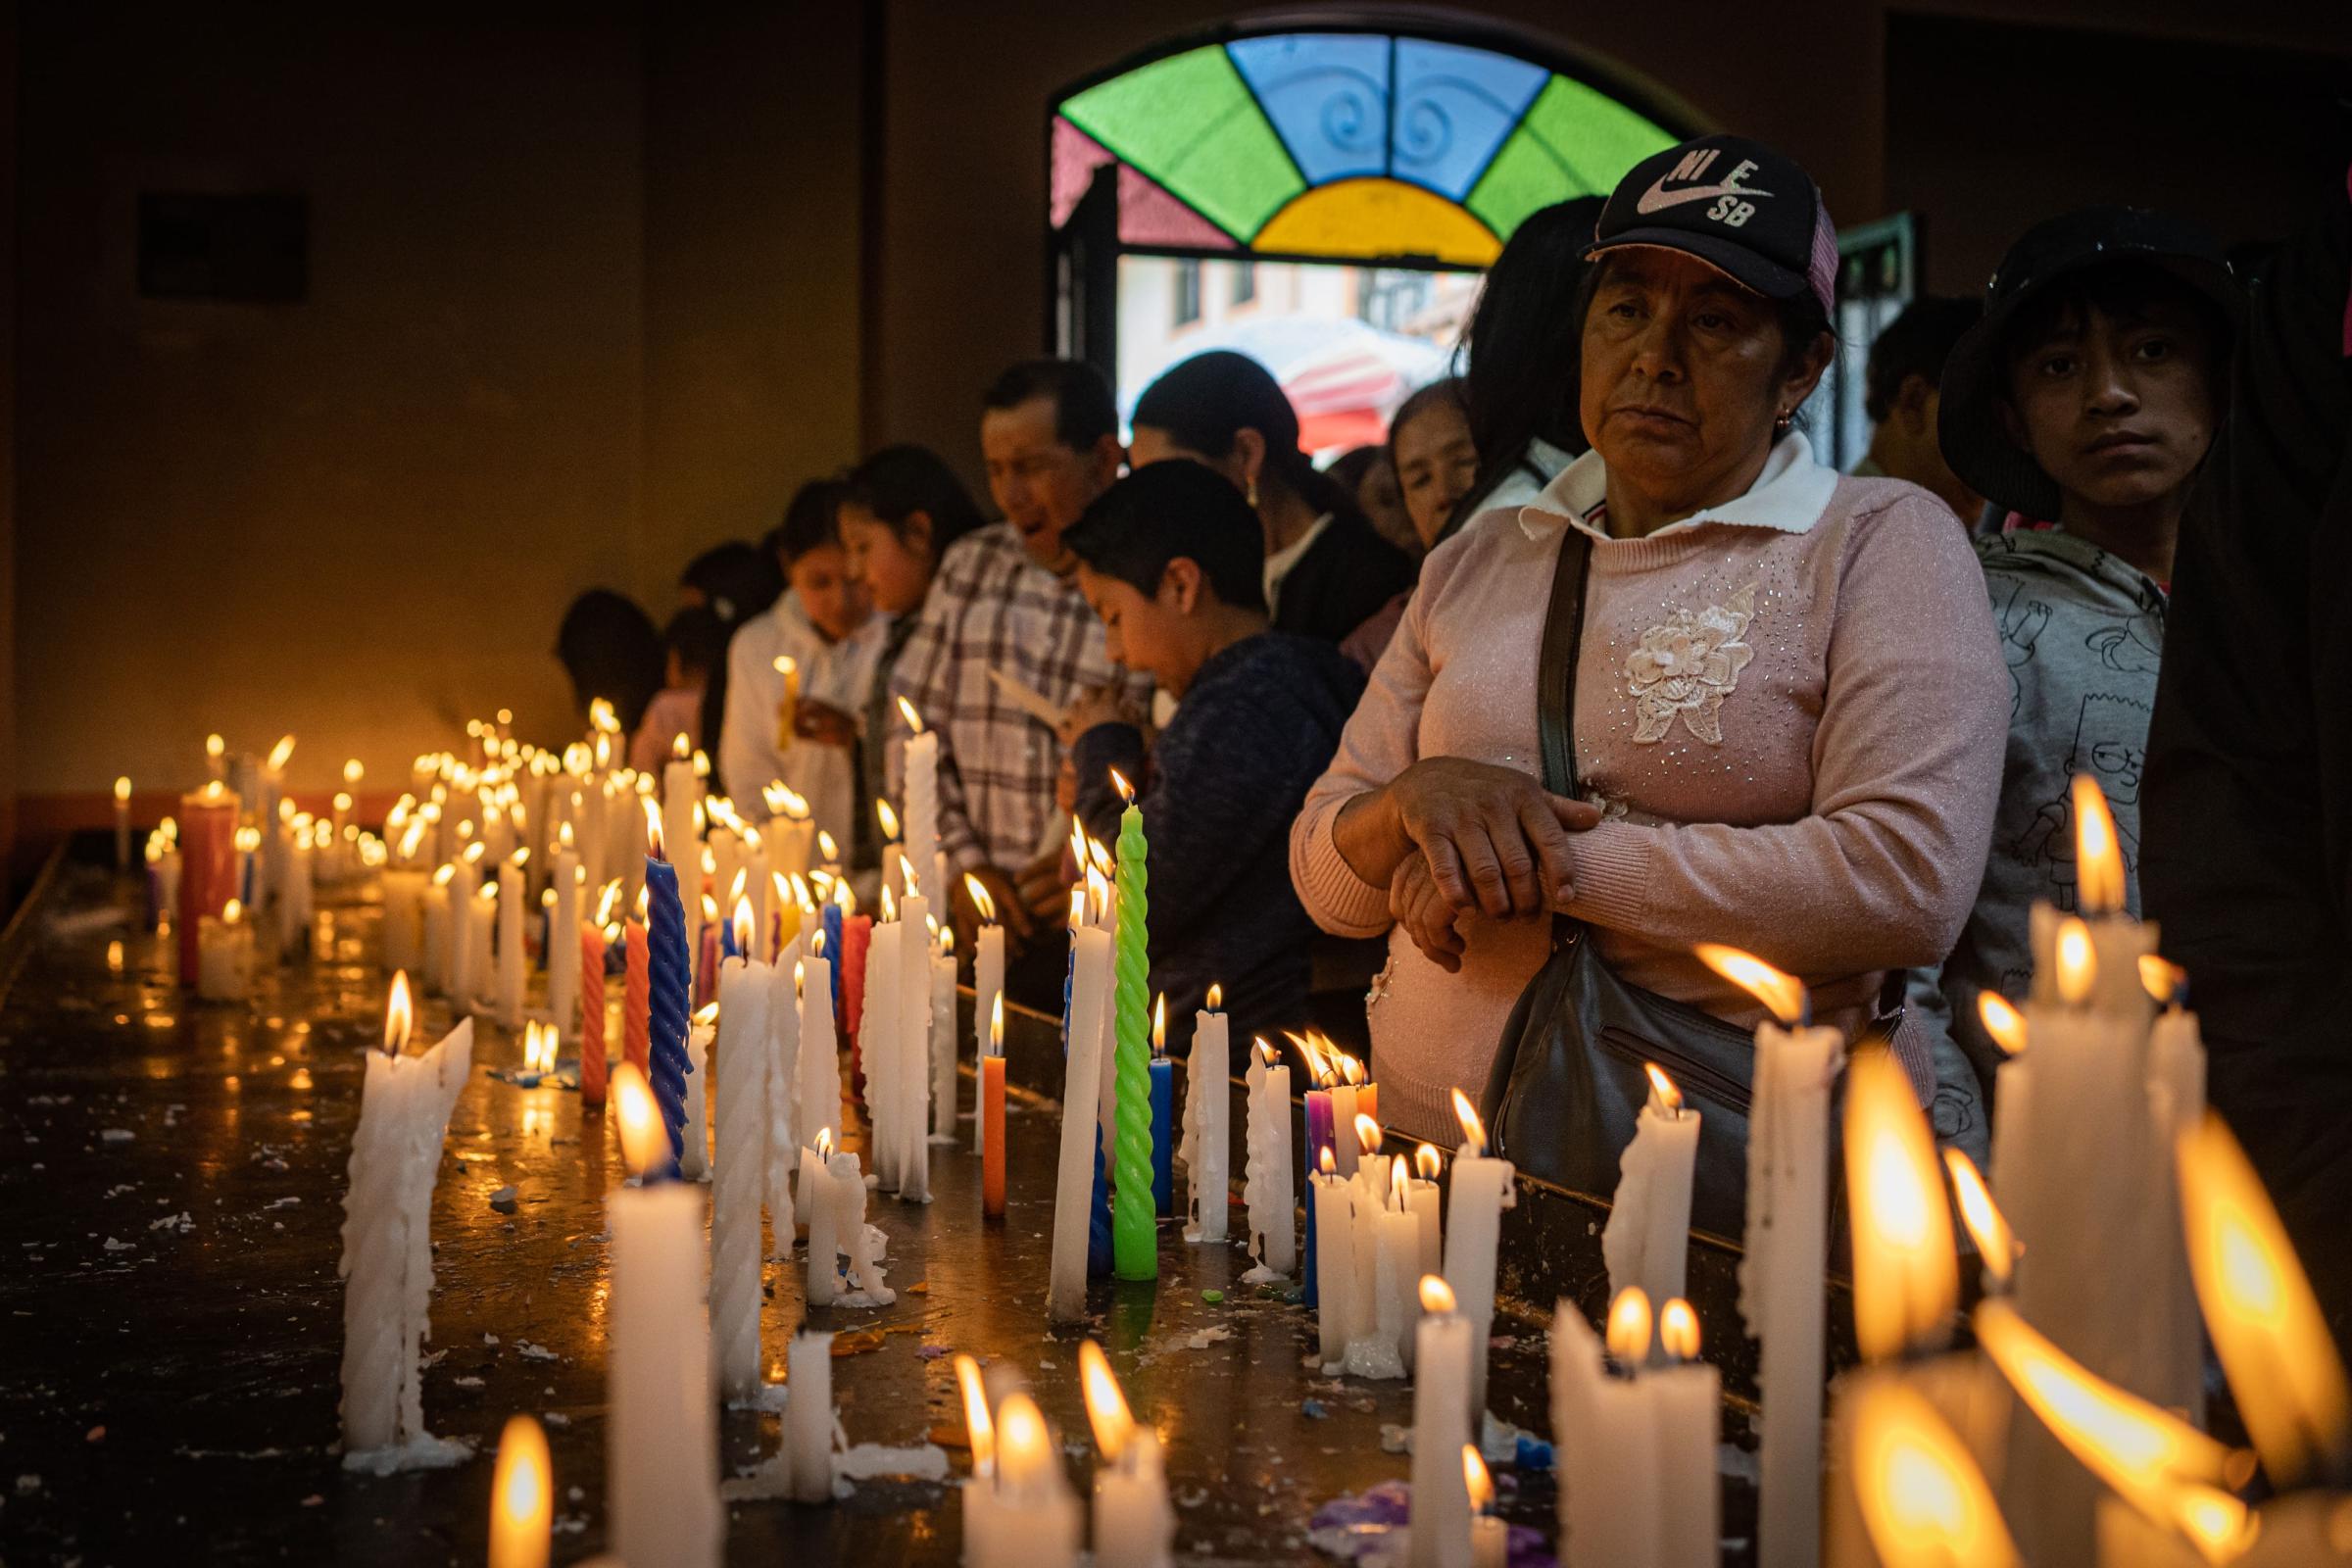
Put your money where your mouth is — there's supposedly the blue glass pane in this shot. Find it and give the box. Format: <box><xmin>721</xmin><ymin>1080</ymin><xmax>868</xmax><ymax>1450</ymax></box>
<box><xmin>1391</xmin><ymin>39</ymin><xmax>1549</xmax><ymax>201</ymax></box>
<box><xmin>1225</xmin><ymin>34</ymin><xmax>1391</xmax><ymax>187</ymax></box>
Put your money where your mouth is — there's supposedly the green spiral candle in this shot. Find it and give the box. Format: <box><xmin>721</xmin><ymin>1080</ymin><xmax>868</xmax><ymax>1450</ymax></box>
<box><xmin>1110</xmin><ymin>774</ymin><xmax>1156</xmax><ymax>1281</ymax></box>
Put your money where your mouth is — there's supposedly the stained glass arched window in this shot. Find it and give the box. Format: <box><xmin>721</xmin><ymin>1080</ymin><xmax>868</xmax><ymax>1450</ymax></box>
<box><xmin>1052</xmin><ymin>26</ymin><xmax>1688</xmax><ymax>269</ymax></box>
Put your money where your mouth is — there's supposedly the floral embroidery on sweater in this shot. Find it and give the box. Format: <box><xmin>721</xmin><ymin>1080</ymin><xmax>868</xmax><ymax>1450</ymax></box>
<box><xmin>1625</xmin><ymin>583</ymin><xmax>1758</xmax><ymax>744</ymax></box>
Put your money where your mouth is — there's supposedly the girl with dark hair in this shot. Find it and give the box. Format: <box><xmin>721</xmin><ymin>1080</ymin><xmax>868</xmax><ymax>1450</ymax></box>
<box><xmin>1339</xmin><ymin>377</ymin><xmax>1478</xmax><ymax>670</ymax></box>
<box><xmin>629</xmin><ymin>606</ymin><xmax>728</xmax><ymax>771</ymax></box>
<box><xmin>1441</xmin><ymin>196</ymin><xmax>1605</xmax><ymax>543</ymax></box>
<box><xmin>1130</xmin><ymin>350</ymin><xmax>1415</xmax><ymax>648</ymax></box>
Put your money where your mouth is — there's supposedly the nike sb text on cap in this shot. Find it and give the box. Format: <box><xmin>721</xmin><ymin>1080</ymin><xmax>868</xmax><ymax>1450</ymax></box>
<box><xmin>1591</xmin><ymin>134</ymin><xmax>1838</xmax><ymax>320</ymax></box>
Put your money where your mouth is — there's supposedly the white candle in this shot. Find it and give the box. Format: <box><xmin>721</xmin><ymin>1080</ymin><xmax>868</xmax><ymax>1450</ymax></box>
<box><xmin>711</xmin><ymin>956</ymin><xmax>770</xmax><ymax>1400</ymax></box>
<box><xmin>496</xmin><ymin>858</ymin><xmax>527</xmax><ymax>1031</ymax></box>
<box><xmin>447</xmin><ymin>853</ymin><xmax>479</xmax><ymax>1003</ymax></box>
<box><xmin>1601</xmin><ymin>1065</ymin><xmax>1699</xmax><ymax>1329</ymax></box>
<box><xmin>1242</xmin><ymin>1042</ymin><xmax>1296</xmax><ymax>1281</ymax></box>
<box><xmin>897</xmin><ymin>892</ymin><xmax>933</xmax><ymax>1200</ymax></box>
<box><xmin>382</xmin><ymin>868</ymin><xmax>427</xmax><ymax>978</ymax></box>
<box><xmin>864</xmin><ymin>918</ymin><xmax>904</xmax><ymax>1192</ymax></box>
<box><xmin>835</xmin><ymin>1146</ymin><xmax>891</xmax><ymax>1302</ymax></box>
<box><xmin>1050</xmin><ymin>923</ymin><xmax>1115</xmax><ymax>1322</ymax></box>
<box><xmin>195</xmin><ymin>901</ymin><xmax>257</xmax><ymax>1001</ymax></box>
<box><xmin>1311</xmin><ymin>1162</ymin><xmax>1355</xmax><ymax>1367</ymax></box>
<box><xmin>786</xmin><ymin>1329</ymin><xmax>835</xmax><ymax>1503</ymax></box>
<box><xmin>420</xmin><ymin>871</ymin><xmax>452</xmax><ymax>994</ymax></box>
<box><xmin>338</xmin><ymin>979</ymin><xmax>474</xmax><ymax>1458</ymax></box>
<box><xmin>1407</xmin><ymin>1147</ymin><xmax>1444</xmax><ymax>1284</ymax></box>
<box><xmin>547</xmin><ymin>845</ymin><xmax>581</xmax><ymax>1041</ymax></box>
<box><xmin>899</xmin><ymin>706</ymin><xmax>940</xmax><ymax>915</ymax></box>
<box><xmin>607</xmin><ymin>1065</ymin><xmax>720</xmax><ymax>1568</ymax></box>
<box><xmin>1368</xmin><ymin>1169</ymin><xmax>1419</xmax><ymax>1378</ymax></box>
<box><xmin>1442</xmin><ymin>1090</ymin><xmax>1512</xmax><ymax>1423</ymax></box>
<box><xmin>682</xmin><ymin>1012</ymin><xmax>712</xmax><ymax>1182</ymax></box>
<box><xmin>798</xmin><ymin>953</ymin><xmax>839</xmax><ymax>1192</ymax></box>
<box><xmin>1081</xmin><ymin>1342</ymin><xmax>1172</xmax><ymax>1568</ymax></box>
<box><xmin>1408</xmin><ymin>1277</ymin><xmax>1474</xmax><ymax>1568</ymax></box>
<box><xmin>763</xmin><ymin>939</ymin><xmax>803</xmax><ymax>1259</ymax></box>
<box><xmin>803</xmin><ymin>1134</ymin><xmax>841</xmax><ymax>1307</ymax></box>
<box><xmin>1183</xmin><ymin>1003</ymin><xmax>1231</xmax><ymax>1244</ymax></box>
<box><xmin>930</xmin><ymin>935</ymin><xmax>957</xmax><ymax>1146</ymax></box>
<box><xmin>1551</xmin><ymin>1291</ymin><xmax>1718</xmax><ymax>1568</ymax></box>
<box><xmin>979</xmin><ymin>1394</ymin><xmax>1080</xmax><ymax>1568</ymax></box>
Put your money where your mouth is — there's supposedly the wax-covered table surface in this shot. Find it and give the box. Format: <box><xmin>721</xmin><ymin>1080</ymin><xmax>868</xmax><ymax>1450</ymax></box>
<box><xmin>0</xmin><ymin>849</ymin><xmax>1811</xmax><ymax>1564</ymax></box>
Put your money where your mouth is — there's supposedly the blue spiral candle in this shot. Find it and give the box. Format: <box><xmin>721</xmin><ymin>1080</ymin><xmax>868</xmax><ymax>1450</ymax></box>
<box><xmin>820</xmin><ymin>900</ymin><xmax>845</xmax><ymax>1009</ymax></box>
<box><xmin>644</xmin><ymin>855</ymin><xmax>693</xmax><ymax>1170</ymax></box>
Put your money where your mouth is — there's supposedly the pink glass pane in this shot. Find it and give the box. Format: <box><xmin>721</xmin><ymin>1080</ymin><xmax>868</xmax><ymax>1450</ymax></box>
<box><xmin>1052</xmin><ymin>116</ymin><xmax>1117</xmax><ymax>228</ymax></box>
<box><xmin>1116</xmin><ymin>164</ymin><xmax>1235</xmax><ymax>249</ymax></box>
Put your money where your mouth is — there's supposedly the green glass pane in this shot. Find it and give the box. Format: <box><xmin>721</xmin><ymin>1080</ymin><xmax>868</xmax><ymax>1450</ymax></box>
<box><xmin>1466</xmin><ymin>74</ymin><xmax>1675</xmax><ymax>239</ymax></box>
<box><xmin>1060</xmin><ymin>45</ymin><xmax>1304</xmax><ymax>241</ymax></box>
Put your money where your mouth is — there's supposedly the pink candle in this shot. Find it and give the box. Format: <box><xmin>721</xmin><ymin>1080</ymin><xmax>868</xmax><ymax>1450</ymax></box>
<box><xmin>841</xmin><ymin>911</ymin><xmax>872</xmax><ymax>1099</ymax></box>
<box><xmin>623</xmin><ymin>920</ymin><xmax>651</xmax><ymax>1080</ymax></box>
<box><xmin>176</xmin><ymin>785</ymin><xmax>240</xmax><ymax>985</ymax></box>
<box><xmin>580</xmin><ymin>922</ymin><xmax>611</xmax><ymax>1108</ymax></box>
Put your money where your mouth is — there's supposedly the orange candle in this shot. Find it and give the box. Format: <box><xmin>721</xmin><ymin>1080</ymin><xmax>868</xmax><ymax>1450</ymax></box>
<box><xmin>579</xmin><ymin>923</ymin><xmax>610</xmax><ymax>1108</ymax></box>
<box><xmin>982</xmin><ymin>995</ymin><xmax>1006</xmax><ymax>1218</ymax></box>
<box><xmin>623</xmin><ymin>920</ymin><xmax>651</xmax><ymax>1078</ymax></box>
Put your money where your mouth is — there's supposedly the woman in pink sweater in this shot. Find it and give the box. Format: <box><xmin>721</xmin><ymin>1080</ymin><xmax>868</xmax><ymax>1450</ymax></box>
<box><xmin>1290</xmin><ymin>135</ymin><xmax>2009</xmax><ymax>1144</ymax></box>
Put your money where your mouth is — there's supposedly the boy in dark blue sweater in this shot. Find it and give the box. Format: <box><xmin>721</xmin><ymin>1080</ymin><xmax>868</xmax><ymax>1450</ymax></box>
<box><xmin>1058</xmin><ymin>461</ymin><xmax>1367</xmax><ymax>1067</ymax></box>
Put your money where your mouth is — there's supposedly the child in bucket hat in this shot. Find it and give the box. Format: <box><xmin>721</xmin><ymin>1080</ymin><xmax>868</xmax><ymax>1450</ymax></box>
<box><xmin>1911</xmin><ymin>207</ymin><xmax>2241</xmax><ymax>1131</ymax></box>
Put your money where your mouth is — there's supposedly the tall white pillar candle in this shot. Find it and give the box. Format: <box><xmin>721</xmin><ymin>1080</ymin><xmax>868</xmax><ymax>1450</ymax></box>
<box><xmin>1183</xmin><ymin>1006</ymin><xmax>1231</xmax><ymax>1244</ymax></box>
<box><xmin>803</xmin><ymin>1139</ymin><xmax>841</xmax><ymax>1307</ymax></box>
<box><xmin>1442</xmin><ymin>1098</ymin><xmax>1513</xmax><ymax>1423</ymax></box>
<box><xmin>1601</xmin><ymin>1070</ymin><xmax>1699</xmax><ymax>1326</ymax></box>
<box><xmin>1312</xmin><ymin>1167</ymin><xmax>1356</xmax><ymax>1366</ymax></box>
<box><xmin>897</xmin><ymin>892</ymin><xmax>933</xmax><ymax>1200</ymax></box>
<box><xmin>930</xmin><ymin>938</ymin><xmax>957</xmax><ymax>1146</ymax></box>
<box><xmin>710</xmin><ymin>956</ymin><xmax>770</xmax><ymax>1400</ymax></box>
<box><xmin>798</xmin><ymin>953</ymin><xmax>838</xmax><ymax>1185</ymax></box>
<box><xmin>609</xmin><ymin>1172</ymin><xmax>720</xmax><ymax>1568</ymax></box>
<box><xmin>1049</xmin><ymin>924</ymin><xmax>1115</xmax><ymax>1322</ymax></box>
<box><xmin>681</xmin><ymin>1017</ymin><xmax>712</xmax><ymax>1182</ymax></box>
<box><xmin>496</xmin><ymin>859</ymin><xmax>527</xmax><ymax>1031</ymax></box>
<box><xmin>1242</xmin><ymin>1046</ymin><xmax>1295</xmax><ymax>1281</ymax></box>
<box><xmin>834</xmin><ymin>1148</ymin><xmax>892</xmax><ymax>1302</ymax></box>
<box><xmin>1407</xmin><ymin>1283</ymin><xmax>1474</xmax><ymax>1568</ymax></box>
<box><xmin>863</xmin><ymin>919</ymin><xmax>903</xmax><ymax>1190</ymax></box>
<box><xmin>786</xmin><ymin>1330</ymin><xmax>835</xmax><ymax>1503</ymax></box>
<box><xmin>762</xmin><ymin>941</ymin><xmax>802</xmax><ymax>1259</ymax></box>
<box><xmin>548</xmin><ymin>848</ymin><xmax>580</xmax><ymax>1041</ymax></box>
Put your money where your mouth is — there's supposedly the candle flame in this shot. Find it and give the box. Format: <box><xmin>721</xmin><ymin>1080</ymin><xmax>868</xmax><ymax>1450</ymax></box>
<box><xmin>895</xmin><ymin>695</ymin><xmax>926</xmax><ymax>735</ymax></box>
<box><xmin>434</xmin><ymin>863</ymin><xmax>457</xmax><ymax>887</ymax></box>
<box><xmin>1693</xmin><ymin>943</ymin><xmax>1808</xmax><ymax>1026</ymax></box>
<box><xmin>2072</xmin><ymin>775</ymin><xmax>2126</xmax><ymax>917</ymax></box>
<box><xmin>344</xmin><ymin>759</ymin><xmax>364</xmax><ymax>787</ymax></box>
<box><xmin>1069</xmin><ymin>885</ymin><xmax>1087</xmax><ymax>931</ymax></box>
<box><xmin>590</xmin><ymin>697</ymin><xmax>618</xmax><ymax>734</ymax></box>
<box><xmin>206</xmin><ymin>733</ymin><xmax>224</xmax><ymax>760</ymax></box>
<box><xmin>939</xmin><ymin>924</ymin><xmax>955</xmax><ymax>956</ymax></box>
<box><xmin>1353</xmin><ymin>1113</ymin><xmax>1382</xmax><ymax>1158</ymax></box>
<box><xmin>1660</xmin><ymin>1298</ymin><xmax>1702</xmax><ymax>1362</ymax></box>
<box><xmin>1085</xmin><ymin>866</ymin><xmax>1110</xmax><ymax>926</ymax></box>
<box><xmin>1644</xmin><ymin>1062</ymin><xmax>1685</xmax><ymax>1117</ymax></box>
<box><xmin>594</xmin><ymin>879</ymin><xmax>622</xmax><ymax>926</ymax></box>
<box><xmin>955</xmin><ymin>1354</ymin><xmax>995</xmax><ymax>1477</ymax></box>
<box><xmin>1390</xmin><ymin>1154</ymin><xmax>1409</xmax><ymax>1204</ymax></box>
<box><xmin>1849</xmin><ymin>1380</ymin><xmax>2022</xmax><ymax>1568</ymax></box>
<box><xmin>995</xmin><ymin>1394</ymin><xmax>1052</xmax><ymax>1485</ymax></box>
<box><xmin>990</xmin><ymin>994</ymin><xmax>1004</xmax><ymax>1054</ymax></box>
<box><xmin>384</xmin><ymin>971</ymin><xmax>414</xmax><ymax>1055</ymax></box>
<box><xmin>880</xmin><ymin>884</ymin><xmax>898</xmax><ymax>924</ymax></box>
<box><xmin>729</xmin><ymin>898</ymin><xmax>756</xmax><ymax>959</ymax></box>
<box><xmin>1087</xmin><ymin>836</ymin><xmax>1115</xmax><ymax>879</ymax></box>
<box><xmin>1109</xmin><ymin>766</ymin><xmax>1135</xmax><ymax>805</ymax></box>
<box><xmin>1206</xmin><ymin>982</ymin><xmax>1223</xmax><ymax>1011</ymax></box>
<box><xmin>1415</xmin><ymin>1144</ymin><xmax>1442</xmax><ymax>1181</ymax></box>
<box><xmin>511</xmin><ymin>847</ymin><xmax>530</xmax><ymax>868</ymax></box>
<box><xmin>612</xmin><ymin>1063</ymin><xmax>665</xmax><ymax>1178</ymax></box>
<box><xmin>875</xmin><ymin>799</ymin><xmax>900</xmax><ymax>841</ymax></box>
<box><xmin>693</xmin><ymin>1003</ymin><xmax>718</xmax><ymax>1028</ymax></box>
<box><xmin>634</xmin><ymin>885</ymin><xmax>650</xmax><ymax>923</ymax></box>
<box><xmin>1254</xmin><ymin>1038</ymin><xmax>1280</xmax><ymax>1070</ymax></box>
<box><xmin>114</xmin><ymin>776</ymin><xmax>131</xmax><ymax>803</ymax></box>
<box><xmin>1285</xmin><ymin>1030</ymin><xmax>1333</xmax><ymax>1086</ymax></box>
<box><xmin>2139</xmin><ymin>955</ymin><xmax>2187</xmax><ymax>1006</ymax></box>
<box><xmin>671</xmin><ymin>731</ymin><xmax>691</xmax><ymax>761</ymax></box>
<box><xmin>816</xmin><ymin>1126</ymin><xmax>834</xmax><ymax>1160</ymax></box>
<box><xmin>817</xmin><ymin>829</ymin><xmax>840</xmax><ymax>863</ymax></box>
<box><xmin>790</xmin><ymin>872</ymin><xmax>813</xmax><ymax>912</ymax></box>
<box><xmin>1078</xmin><ymin>1341</ymin><xmax>1134</xmax><ymax>1461</ymax></box>
<box><xmin>831</xmin><ymin>876</ymin><xmax>854</xmax><ymax>913</ymax></box>
<box><xmin>1318</xmin><ymin>1146</ymin><xmax>1336</xmax><ymax>1177</ymax></box>
<box><xmin>491</xmin><ymin>1414</ymin><xmax>552</xmax><ymax>1558</ymax></box>
<box><xmin>773</xmin><ymin>655</ymin><xmax>798</xmax><ymax>678</ymax></box>
<box><xmin>203</xmin><ymin>779</ymin><xmax>224</xmax><ymax>802</ymax></box>
<box><xmin>1977</xmin><ymin>993</ymin><xmax>2028</xmax><ymax>1057</ymax></box>
<box><xmin>1943</xmin><ymin>1150</ymin><xmax>2018</xmax><ymax>1288</ymax></box>
<box><xmin>1420</xmin><ymin>1274</ymin><xmax>1456</xmax><ymax>1314</ymax></box>
<box><xmin>1462</xmin><ymin>1446</ymin><xmax>1494</xmax><ymax>1514</ymax></box>
<box><xmin>1152</xmin><ymin>994</ymin><xmax>1166</xmax><ymax>1055</ymax></box>
<box><xmin>700</xmin><ymin>893</ymin><xmax>718</xmax><ymax>924</ymax></box>
<box><xmin>962</xmin><ymin>872</ymin><xmax>998</xmax><ymax>924</ymax></box>
<box><xmin>267</xmin><ymin>734</ymin><xmax>296</xmax><ymax>771</ymax></box>
<box><xmin>2178</xmin><ymin>1112</ymin><xmax>2351</xmax><ymax>1486</ymax></box>
<box><xmin>642</xmin><ymin>797</ymin><xmax>664</xmax><ymax>860</ymax></box>
<box><xmin>1845</xmin><ymin>1051</ymin><xmax>1957</xmax><ymax>1361</ymax></box>
<box><xmin>1606</xmin><ymin>1288</ymin><xmax>1653</xmax><ymax>1363</ymax></box>
<box><xmin>1976</xmin><ymin>1298</ymin><xmax>2249</xmax><ymax>1547</ymax></box>
<box><xmin>1451</xmin><ymin>1088</ymin><xmax>1487</xmax><ymax>1158</ymax></box>
<box><xmin>221</xmin><ymin>897</ymin><xmax>243</xmax><ymax>924</ymax></box>
<box><xmin>2054</xmin><ymin>917</ymin><xmax>2096</xmax><ymax>1005</ymax></box>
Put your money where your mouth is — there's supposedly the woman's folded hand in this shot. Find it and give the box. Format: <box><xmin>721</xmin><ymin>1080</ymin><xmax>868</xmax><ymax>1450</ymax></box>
<box><xmin>1388</xmin><ymin>758</ymin><xmax>1600</xmax><ymax>922</ymax></box>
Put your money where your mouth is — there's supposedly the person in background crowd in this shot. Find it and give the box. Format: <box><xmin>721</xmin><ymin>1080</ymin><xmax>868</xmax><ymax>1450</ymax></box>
<box><xmin>2143</xmin><ymin>169</ymin><xmax>2351</xmax><ymax>1351</ymax></box>
<box><xmin>1130</xmin><ymin>350</ymin><xmax>1415</xmax><ymax>647</ymax></box>
<box><xmin>1291</xmin><ymin>135</ymin><xmax>2007</xmax><ymax>1144</ymax></box>
<box><xmin>629</xmin><ymin>605</ymin><xmax>728</xmax><ymax>772</ymax></box>
<box><xmin>1439</xmin><ymin>196</ymin><xmax>1605</xmax><ymax>543</ymax></box>
<box><xmin>677</xmin><ymin>540</ymin><xmax>785</xmax><ymax>797</ymax></box>
<box><xmin>555</xmin><ymin>588</ymin><xmax>663</xmax><ymax>739</ymax></box>
<box><xmin>1340</xmin><ymin>377</ymin><xmax>1478</xmax><ymax>669</ymax></box>
<box><xmin>720</xmin><ymin>477</ymin><xmax>889</xmax><ymax>858</ymax></box>
<box><xmin>831</xmin><ymin>445</ymin><xmax>987</xmax><ymax>880</ymax></box>
<box><xmin>1059</xmin><ymin>461</ymin><xmax>1364</xmax><ymax>1061</ymax></box>
<box><xmin>1910</xmin><ymin>209</ymin><xmax>2237</xmax><ymax>1156</ymax></box>
<box><xmin>893</xmin><ymin>360</ymin><xmax>1147</xmax><ymax>975</ymax></box>
<box><xmin>1327</xmin><ymin>444</ymin><xmax>1419</xmax><ymax>558</ymax></box>
<box><xmin>1852</xmin><ymin>295</ymin><xmax>1986</xmax><ymax>524</ymax></box>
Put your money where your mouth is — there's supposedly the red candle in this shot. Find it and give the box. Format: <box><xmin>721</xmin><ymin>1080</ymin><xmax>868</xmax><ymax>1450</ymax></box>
<box><xmin>579</xmin><ymin>922</ymin><xmax>611</xmax><ymax>1108</ymax></box>
<box><xmin>840</xmin><ymin>911</ymin><xmax>872</xmax><ymax>1100</ymax></box>
<box><xmin>623</xmin><ymin>919</ymin><xmax>651</xmax><ymax>1079</ymax></box>
<box><xmin>176</xmin><ymin>784</ymin><xmax>240</xmax><ymax>986</ymax></box>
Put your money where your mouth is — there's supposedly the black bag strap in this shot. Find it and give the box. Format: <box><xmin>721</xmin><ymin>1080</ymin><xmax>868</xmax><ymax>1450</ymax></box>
<box><xmin>1537</xmin><ymin>525</ymin><xmax>1594</xmax><ymax>800</ymax></box>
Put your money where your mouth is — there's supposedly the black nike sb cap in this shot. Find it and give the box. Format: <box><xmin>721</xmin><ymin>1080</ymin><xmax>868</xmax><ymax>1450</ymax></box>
<box><xmin>1590</xmin><ymin>134</ymin><xmax>1838</xmax><ymax>320</ymax></box>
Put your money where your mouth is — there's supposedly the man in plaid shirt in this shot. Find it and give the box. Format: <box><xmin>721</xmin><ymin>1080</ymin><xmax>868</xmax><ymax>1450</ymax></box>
<box><xmin>889</xmin><ymin>360</ymin><xmax>1152</xmax><ymax>962</ymax></box>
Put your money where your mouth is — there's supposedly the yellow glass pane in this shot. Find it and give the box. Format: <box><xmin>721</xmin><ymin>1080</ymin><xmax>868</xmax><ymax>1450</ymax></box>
<box><xmin>1251</xmin><ymin>177</ymin><xmax>1500</xmax><ymax>267</ymax></box>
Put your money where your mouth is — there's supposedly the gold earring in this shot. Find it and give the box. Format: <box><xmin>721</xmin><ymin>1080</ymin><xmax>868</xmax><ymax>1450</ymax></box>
<box><xmin>1246</xmin><ymin>479</ymin><xmax>1259</xmax><ymax>509</ymax></box>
